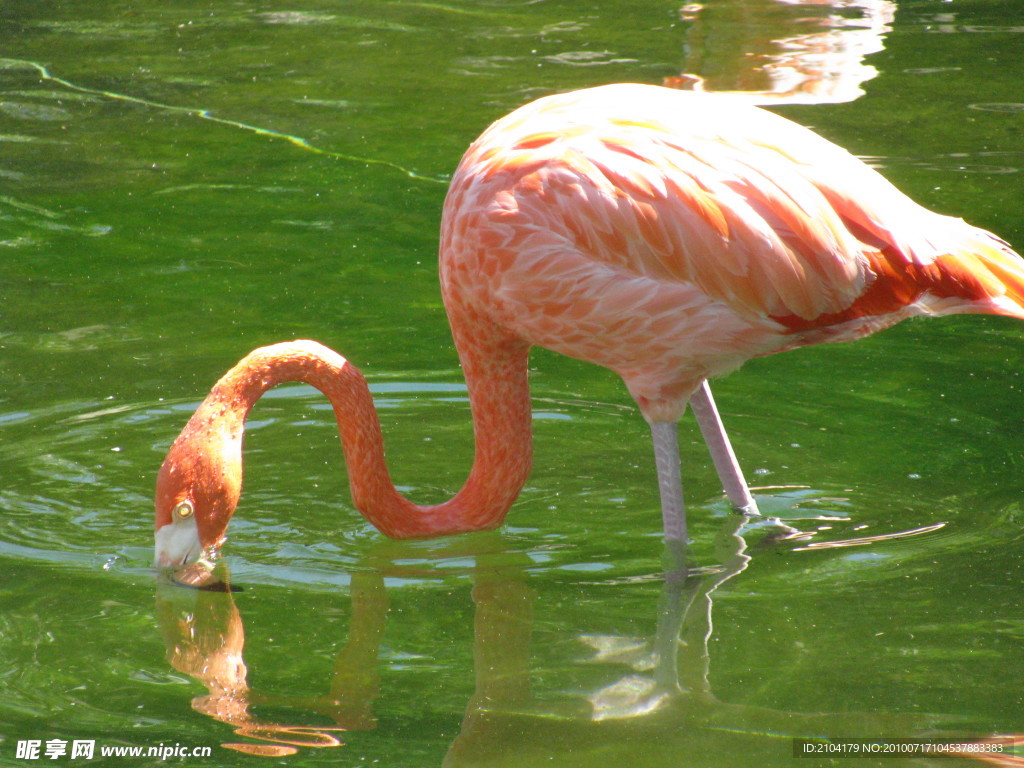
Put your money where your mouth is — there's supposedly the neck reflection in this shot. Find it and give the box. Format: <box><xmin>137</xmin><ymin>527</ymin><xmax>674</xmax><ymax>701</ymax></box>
<box><xmin>155</xmin><ymin>515</ymin><xmax>1005</xmax><ymax>764</ymax></box>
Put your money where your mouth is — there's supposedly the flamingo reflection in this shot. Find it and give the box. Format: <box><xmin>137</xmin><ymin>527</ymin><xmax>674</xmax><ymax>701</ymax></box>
<box><xmin>156</xmin><ymin>569</ymin><xmax>384</xmax><ymax>756</ymax></box>
<box><xmin>155</xmin><ymin>518</ymin><xmax>1020</xmax><ymax>764</ymax></box>
<box><xmin>667</xmin><ymin>0</ymin><xmax>896</xmax><ymax>104</ymax></box>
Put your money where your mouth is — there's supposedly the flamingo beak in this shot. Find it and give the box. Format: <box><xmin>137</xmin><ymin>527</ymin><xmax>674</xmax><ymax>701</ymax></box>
<box><xmin>154</xmin><ymin>516</ymin><xmax>203</xmax><ymax>567</ymax></box>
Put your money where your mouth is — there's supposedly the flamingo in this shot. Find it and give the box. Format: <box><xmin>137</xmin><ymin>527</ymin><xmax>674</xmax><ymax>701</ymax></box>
<box><xmin>155</xmin><ymin>83</ymin><xmax>1024</xmax><ymax>567</ymax></box>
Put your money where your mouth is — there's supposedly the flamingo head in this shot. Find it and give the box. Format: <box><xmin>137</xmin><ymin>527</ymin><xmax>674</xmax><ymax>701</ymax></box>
<box><xmin>154</xmin><ymin>414</ymin><xmax>243</xmax><ymax>568</ymax></box>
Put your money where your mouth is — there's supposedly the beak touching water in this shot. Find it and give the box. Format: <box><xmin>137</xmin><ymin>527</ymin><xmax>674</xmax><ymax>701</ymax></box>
<box><xmin>155</xmin><ymin>516</ymin><xmax>235</xmax><ymax>590</ymax></box>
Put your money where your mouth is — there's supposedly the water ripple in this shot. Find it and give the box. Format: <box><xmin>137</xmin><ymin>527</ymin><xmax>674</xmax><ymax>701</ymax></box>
<box><xmin>542</xmin><ymin>51</ymin><xmax>639</xmax><ymax>67</ymax></box>
<box><xmin>968</xmin><ymin>102</ymin><xmax>1024</xmax><ymax>114</ymax></box>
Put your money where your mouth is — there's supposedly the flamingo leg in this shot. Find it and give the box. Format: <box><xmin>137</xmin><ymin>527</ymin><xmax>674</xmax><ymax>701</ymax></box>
<box><xmin>689</xmin><ymin>380</ymin><xmax>760</xmax><ymax>515</ymax></box>
<box><xmin>650</xmin><ymin>421</ymin><xmax>687</xmax><ymax>543</ymax></box>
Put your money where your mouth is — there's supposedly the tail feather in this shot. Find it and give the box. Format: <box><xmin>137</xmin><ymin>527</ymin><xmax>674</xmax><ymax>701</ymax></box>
<box><xmin>929</xmin><ymin>226</ymin><xmax>1024</xmax><ymax>319</ymax></box>
<box><xmin>770</xmin><ymin>219</ymin><xmax>1024</xmax><ymax>332</ymax></box>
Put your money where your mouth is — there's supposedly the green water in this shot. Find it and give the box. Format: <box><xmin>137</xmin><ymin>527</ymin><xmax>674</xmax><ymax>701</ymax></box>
<box><xmin>2</xmin><ymin>0</ymin><xmax>1023</xmax><ymax>765</ymax></box>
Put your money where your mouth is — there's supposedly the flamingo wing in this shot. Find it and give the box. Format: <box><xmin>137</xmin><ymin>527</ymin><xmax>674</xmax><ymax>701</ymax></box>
<box><xmin>452</xmin><ymin>84</ymin><xmax>1022</xmax><ymax>328</ymax></box>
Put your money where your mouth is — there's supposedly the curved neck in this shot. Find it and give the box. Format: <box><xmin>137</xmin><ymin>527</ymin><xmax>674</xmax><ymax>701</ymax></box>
<box><xmin>210</xmin><ymin>338</ymin><xmax>533</xmax><ymax>538</ymax></box>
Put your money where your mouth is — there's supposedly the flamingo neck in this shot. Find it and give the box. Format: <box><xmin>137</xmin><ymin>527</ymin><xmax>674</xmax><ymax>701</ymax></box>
<box><xmin>204</xmin><ymin>339</ymin><xmax>533</xmax><ymax>538</ymax></box>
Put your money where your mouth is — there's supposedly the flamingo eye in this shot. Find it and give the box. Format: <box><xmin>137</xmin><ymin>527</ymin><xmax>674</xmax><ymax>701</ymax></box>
<box><xmin>172</xmin><ymin>500</ymin><xmax>195</xmax><ymax>520</ymax></box>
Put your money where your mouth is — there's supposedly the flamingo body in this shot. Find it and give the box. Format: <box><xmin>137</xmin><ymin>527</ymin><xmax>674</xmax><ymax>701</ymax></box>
<box><xmin>155</xmin><ymin>84</ymin><xmax>1024</xmax><ymax>565</ymax></box>
<box><xmin>441</xmin><ymin>84</ymin><xmax>1023</xmax><ymax>420</ymax></box>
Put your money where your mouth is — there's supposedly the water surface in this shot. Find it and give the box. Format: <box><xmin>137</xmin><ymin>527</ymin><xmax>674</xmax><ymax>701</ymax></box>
<box><xmin>1</xmin><ymin>0</ymin><xmax>1022</xmax><ymax>765</ymax></box>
